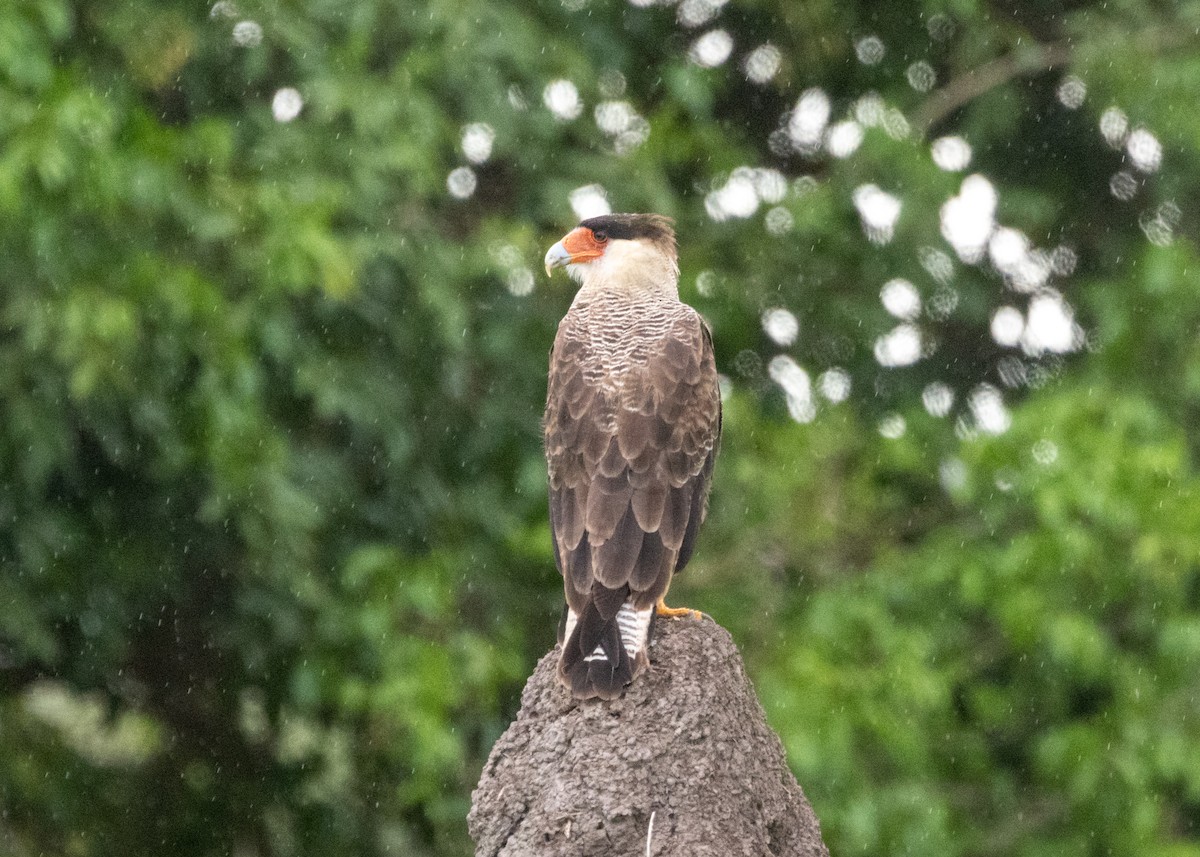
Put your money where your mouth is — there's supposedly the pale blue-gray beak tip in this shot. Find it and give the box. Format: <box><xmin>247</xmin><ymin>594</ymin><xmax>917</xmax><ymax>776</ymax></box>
<box><xmin>544</xmin><ymin>240</ymin><xmax>571</xmax><ymax>277</ymax></box>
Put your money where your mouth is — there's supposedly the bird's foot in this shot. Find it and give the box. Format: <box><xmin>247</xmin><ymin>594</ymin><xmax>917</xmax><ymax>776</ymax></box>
<box><xmin>655</xmin><ymin>599</ymin><xmax>704</xmax><ymax>620</ymax></box>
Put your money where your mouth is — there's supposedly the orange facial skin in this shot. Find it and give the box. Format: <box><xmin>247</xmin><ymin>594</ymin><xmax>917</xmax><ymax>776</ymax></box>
<box><xmin>560</xmin><ymin>227</ymin><xmax>608</xmax><ymax>264</ymax></box>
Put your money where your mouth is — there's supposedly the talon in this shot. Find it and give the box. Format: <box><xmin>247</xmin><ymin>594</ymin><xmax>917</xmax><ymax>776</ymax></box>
<box><xmin>655</xmin><ymin>599</ymin><xmax>703</xmax><ymax>620</ymax></box>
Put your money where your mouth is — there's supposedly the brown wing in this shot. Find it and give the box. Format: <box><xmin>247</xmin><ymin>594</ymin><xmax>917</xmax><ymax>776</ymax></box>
<box><xmin>545</xmin><ymin>307</ymin><xmax>721</xmax><ymax>619</ymax></box>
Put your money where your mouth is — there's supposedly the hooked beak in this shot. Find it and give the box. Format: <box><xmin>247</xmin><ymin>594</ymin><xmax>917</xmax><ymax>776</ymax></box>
<box><xmin>544</xmin><ymin>240</ymin><xmax>571</xmax><ymax>277</ymax></box>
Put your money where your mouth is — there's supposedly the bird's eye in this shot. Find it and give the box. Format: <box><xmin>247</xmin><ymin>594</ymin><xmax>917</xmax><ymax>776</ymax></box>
<box><xmin>593</xmin><ymin>230</ymin><xmax>608</xmax><ymax>243</ymax></box>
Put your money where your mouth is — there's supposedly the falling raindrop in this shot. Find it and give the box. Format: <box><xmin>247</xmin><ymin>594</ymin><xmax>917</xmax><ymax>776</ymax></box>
<box><xmin>489</xmin><ymin>242</ymin><xmax>523</xmax><ymax>270</ymax></box>
<box><xmin>990</xmin><ymin>306</ymin><xmax>1024</xmax><ymax>347</ymax></box>
<box><xmin>543</xmin><ymin>80</ymin><xmax>583</xmax><ymax>120</ymax></box>
<box><xmin>677</xmin><ymin>0</ymin><xmax>728</xmax><ymax>28</ymax></box>
<box><xmin>853</xmin><ymin>184</ymin><xmax>901</xmax><ymax>244</ymax></box>
<box><xmin>271</xmin><ymin>88</ymin><xmax>303</xmax><ymax>123</ymax></box>
<box><xmin>461</xmin><ymin>123</ymin><xmax>496</xmax><ymax>164</ymax></box>
<box><xmin>1032</xmin><ymin>439</ymin><xmax>1059</xmax><ymax>466</ymax></box>
<box><xmin>506</xmin><ymin>268</ymin><xmax>535</xmax><ymax>297</ymax></box>
<box><xmin>906</xmin><ymin>61</ymin><xmax>936</xmax><ymax>92</ymax></box>
<box><xmin>1109</xmin><ymin>171</ymin><xmax>1139</xmax><ymax>201</ymax></box>
<box><xmin>705</xmin><ymin>168</ymin><xmax>759</xmax><ymax>221</ymax></box>
<box><xmin>231</xmin><ymin>20</ymin><xmax>263</xmax><ymax>47</ymax></box>
<box><xmin>818</xmin><ymin>368</ymin><xmax>851</xmax><ymax>403</ymax></box>
<box><xmin>1126</xmin><ymin>128</ymin><xmax>1163</xmax><ymax>173</ymax></box>
<box><xmin>956</xmin><ymin>415</ymin><xmax>981</xmax><ymax>440</ymax></box>
<box><xmin>507</xmin><ymin>84</ymin><xmax>529</xmax><ymax>111</ymax></box>
<box><xmin>788</xmin><ymin>89</ymin><xmax>830</xmax><ymax>155</ymax></box>
<box><xmin>447</xmin><ymin>167</ymin><xmax>477</xmax><ymax>199</ymax></box>
<box><xmin>880</xmin><ymin>279</ymin><xmax>921</xmax><ymax>320</ymax></box>
<box><xmin>1026</xmin><ymin>364</ymin><xmax>1054</xmax><ymax>390</ymax></box>
<box><xmin>762</xmin><ymin>307</ymin><xmax>799</xmax><ymax>346</ymax></box>
<box><xmin>695</xmin><ymin>270</ymin><xmax>717</xmax><ymax>297</ymax></box>
<box><xmin>743</xmin><ymin>44</ymin><xmax>782</xmax><ymax>84</ymax></box>
<box><xmin>874</xmin><ymin>324</ymin><xmax>922</xmax><ymax>367</ymax></box>
<box><xmin>1056</xmin><ymin>76</ymin><xmax>1087</xmax><ymax>109</ymax></box>
<box><xmin>1099</xmin><ymin>107</ymin><xmax>1128</xmax><ymax>148</ymax></box>
<box><xmin>931</xmin><ymin>136</ymin><xmax>971</xmax><ymax>171</ymax></box>
<box><xmin>853</xmin><ymin>93</ymin><xmax>885</xmax><ymax>126</ymax></box>
<box><xmin>1139</xmin><ymin>201</ymin><xmax>1180</xmax><ymax>247</ymax></box>
<box><xmin>595</xmin><ymin>101</ymin><xmax>636</xmax><ymax>135</ymax></box>
<box><xmin>614</xmin><ymin>117</ymin><xmax>651</xmax><ymax>155</ymax></box>
<box><xmin>1024</xmin><ymin>292</ymin><xmax>1080</xmax><ymax>354</ymax></box>
<box><xmin>927</xmin><ymin>15</ymin><xmax>955</xmax><ymax>42</ymax></box>
<box><xmin>939</xmin><ymin>457</ymin><xmax>967</xmax><ymax>492</ymax></box>
<box><xmin>1049</xmin><ymin>246</ymin><xmax>1078</xmax><ymax>277</ymax></box>
<box><xmin>767</xmin><ymin>129</ymin><xmax>792</xmax><ymax>157</ymax></box>
<box><xmin>855</xmin><ymin>35</ymin><xmax>885</xmax><ymax>65</ymax></box>
<box><xmin>764</xmin><ymin>206</ymin><xmax>794</xmax><ymax>235</ymax></box>
<box><xmin>997</xmin><ymin>355</ymin><xmax>1028</xmax><ymax>388</ymax></box>
<box><xmin>569</xmin><ymin>184</ymin><xmax>611</xmax><ymax>219</ymax></box>
<box><xmin>825</xmin><ymin>121</ymin><xmax>863</xmax><ymax>158</ymax></box>
<box><xmin>210</xmin><ymin>1</ymin><xmax>238</xmax><ymax>19</ymax></box>
<box><xmin>928</xmin><ymin>286</ymin><xmax>959</xmax><ymax>319</ymax></box>
<box><xmin>918</xmin><ymin>246</ymin><xmax>954</xmax><ymax>284</ymax></box>
<box><xmin>734</xmin><ymin>349</ymin><xmax>763</xmax><ymax>378</ymax></box>
<box><xmin>690</xmin><ymin>30</ymin><xmax>734</xmax><ymax>67</ymax></box>
<box><xmin>969</xmin><ymin>384</ymin><xmax>1011</xmax><ymax>435</ymax></box>
<box><xmin>882</xmin><ymin>108</ymin><xmax>911</xmax><ymax>140</ymax></box>
<box><xmin>768</xmin><ymin>356</ymin><xmax>815</xmax><ymax>423</ymax></box>
<box><xmin>878</xmin><ymin>414</ymin><xmax>906</xmax><ymax>439</ymax></box>
<box><xmin>922</xmin><ymin>382</ymin><xmax>954</xmax><ymax>417</ymax></box>
<box><xmin>940</xmin><ymin>174</ymin><xmax>997</xmax><ymax>263</ymax></box>
<box><xmin>1139</xmin><ymin>209</ymin><xmax>1173</xmax><ymax>246</ymax></box>
<box><xmin>754</xmin><ymin>168</ymin><xmax>788</xmax><ymax>203</ymax></box>
<box><xmin>988</xmin><ymin>227</ymin><xmax>1028</xmax><ymax>273</ymax></box>
<box><xmin>598</xmin><ymin>69</ymin><xmax>627</xmax><ymax>98</ymax></box>
<box><xmin>1017</xmin><ymin>252</ymin><xmax>1053</xmax><ymax>293</ymax></box>
<box><xmin>791</xmin><ymin>176</ymin><xmax>818</xmax><ymax>198</ymax></box>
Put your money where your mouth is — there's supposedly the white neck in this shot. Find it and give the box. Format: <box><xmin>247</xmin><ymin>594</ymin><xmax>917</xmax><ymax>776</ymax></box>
<box><xmin>567</xmin><ymin>238</ymin><xmax>679</xmax><ymax>301</ymax></box>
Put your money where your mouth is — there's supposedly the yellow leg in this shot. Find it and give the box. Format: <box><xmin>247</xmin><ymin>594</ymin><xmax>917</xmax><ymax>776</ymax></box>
<box><xmin>655</xmin><ymin>598</ymin><xmax>703</xmax><ymax>620</ymax></box>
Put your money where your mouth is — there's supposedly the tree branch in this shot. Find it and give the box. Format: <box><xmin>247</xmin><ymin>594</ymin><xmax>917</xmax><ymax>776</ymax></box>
<box><xmin>912</xmin><ymin>41</ymin><xmax>1074</xmax><ymax>136</ymax></box>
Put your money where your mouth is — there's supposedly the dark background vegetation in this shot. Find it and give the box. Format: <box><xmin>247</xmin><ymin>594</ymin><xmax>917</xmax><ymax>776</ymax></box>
<box><xmin>2</xmin><ymin>0</ymin><xmax>1199</xmax><ymax>854</ymax></box>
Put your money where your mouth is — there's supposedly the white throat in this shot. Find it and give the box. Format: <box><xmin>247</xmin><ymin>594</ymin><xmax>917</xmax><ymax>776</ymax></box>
<box><xmin>566</xmin><ymin>238</ymin><xmax>680</xmax><ymax>299</ymax></box>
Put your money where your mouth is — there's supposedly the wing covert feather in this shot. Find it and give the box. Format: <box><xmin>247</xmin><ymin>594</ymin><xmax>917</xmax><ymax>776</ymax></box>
<box><xmin>545</xmin><ymin>303</ymin><xmax>721</xmax><ymax>612</ymax></box>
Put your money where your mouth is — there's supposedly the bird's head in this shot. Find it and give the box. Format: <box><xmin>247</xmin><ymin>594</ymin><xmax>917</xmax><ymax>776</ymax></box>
<box><xmin>544</xmin><ymin>214</ymin><xmax>678</xmax><ymax>293</ymax></box>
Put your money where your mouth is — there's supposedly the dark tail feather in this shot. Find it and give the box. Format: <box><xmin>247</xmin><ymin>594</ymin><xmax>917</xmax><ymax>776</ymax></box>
<box><xmin>558</xmin><ymin>587</ymin><xmax>638</xmax><ymax>700</ymax></box>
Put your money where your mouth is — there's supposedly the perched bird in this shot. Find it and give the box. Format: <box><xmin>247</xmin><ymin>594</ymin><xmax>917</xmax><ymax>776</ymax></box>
<box><xmin>542</xmin><ymin>214</ymin><xmax>722</xmax><ymax>700</ymax></box>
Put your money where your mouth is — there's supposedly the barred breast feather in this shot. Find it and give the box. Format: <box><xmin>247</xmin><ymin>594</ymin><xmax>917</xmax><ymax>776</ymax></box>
<box><xmin>545</xmin><ymin>292</ymin><xmax>721</xmax><ymax>699</ymax></box>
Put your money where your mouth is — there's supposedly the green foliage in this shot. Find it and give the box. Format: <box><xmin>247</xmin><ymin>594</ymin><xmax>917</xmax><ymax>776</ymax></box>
<box><xmin>1</xmin><ymin>0</ymin><xmax>1198</xmax><ymax>855</ymax></box>
<box><xmin>712</xmin><ymin>385</ymin><xmax>1200</xmax><ymax>856</ymax></box>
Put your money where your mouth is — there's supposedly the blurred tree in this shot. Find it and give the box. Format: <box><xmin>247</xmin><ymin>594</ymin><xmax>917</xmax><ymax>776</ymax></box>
<box><xmin>0</xmin><ymin>0</ymin><xmax>1197</xmax><ymax>855</ymax></box>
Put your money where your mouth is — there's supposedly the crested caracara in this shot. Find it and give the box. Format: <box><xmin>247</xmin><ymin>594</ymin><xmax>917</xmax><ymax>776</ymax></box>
<box><xmin>543</xmin><ymin>213</ymin><xmax>721</xmax><ymax>700</ymax></box>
